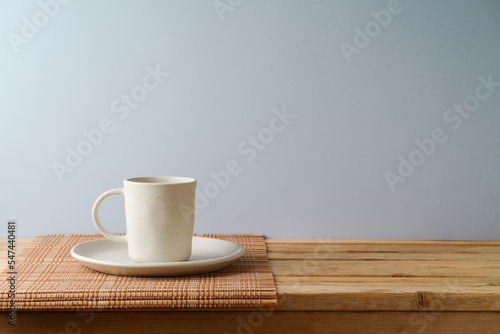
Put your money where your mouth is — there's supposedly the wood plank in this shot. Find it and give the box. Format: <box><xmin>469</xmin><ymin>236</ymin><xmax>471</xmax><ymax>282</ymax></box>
<box><xmin>268</xmin><ymin>251</ymin><xmax>500</xmax><ymax>261</ymax></box>
<box><xmin>273</xmin><ymin>276</ymin><xmax>500</xmax><ymax>287</ymax></box>
<box><xmin>276</xmin><ymin>290</ymin><xmax>500</xmax><ymax>311</ymax></box>
<box><xmin>1</xmin><ymin>311</ymin><xmax>500</xmax><ymax>334</ymax></box>
<box><xmin>2</xmin><ymin>238</ymin><xmax>500</xmax><ymax>314</ymax></box>
<box><xmin>266</xmin><ymin>239</ymin><xmax>500</xmax><ymax>245</ymax></box>
<box><xmin>274</xmin><ymin>277</ymin><xmax>500</xmax><ymax>311</ymax></box>
<box><xmin>267</xmin><ymin>243</ymin><xmax>500</xmax><ymax>253</ymax></box>
<box><xmin>274</xmin><ymin>283</ymin><xmax>499</xmax><ymax>310</ymax></box>
<box><xmin>269</xmin><ymin>260</ymin><xmax>500</xmax><ymax>277</ymax></box>
<box><xmin>275</xmin><ymin>284</ymin><xmax>500</xmax><ymax>295</ymax></box>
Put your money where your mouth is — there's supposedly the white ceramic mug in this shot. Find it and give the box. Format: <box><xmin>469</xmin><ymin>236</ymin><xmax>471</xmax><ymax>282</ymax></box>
<box><xmin>92</xmin><ymin>176</ymin><xmax>197</xmax><ymax>263</ymax></box>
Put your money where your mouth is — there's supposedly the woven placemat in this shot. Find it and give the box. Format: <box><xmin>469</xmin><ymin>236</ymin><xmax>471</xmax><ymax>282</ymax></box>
<box><xmin>0</xmin><ymin>234</ymin><xmax>277</xmax><ymax>310</ymax></box>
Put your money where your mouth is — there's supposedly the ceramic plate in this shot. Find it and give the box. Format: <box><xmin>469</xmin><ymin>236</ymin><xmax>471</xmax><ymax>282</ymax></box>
<box><xmin>70</xmin><ymin>236</ymin><xmax>245</xmax><ymax>276</ymax></box>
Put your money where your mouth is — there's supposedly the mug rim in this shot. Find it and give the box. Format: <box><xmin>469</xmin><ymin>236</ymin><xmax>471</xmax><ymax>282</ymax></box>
<box><xmin>125</xmin><ymin>176</ymin><xmax>196</xmax><ymax>185</ymax></box>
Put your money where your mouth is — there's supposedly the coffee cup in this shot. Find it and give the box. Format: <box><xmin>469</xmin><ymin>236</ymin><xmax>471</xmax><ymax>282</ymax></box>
<box><xmin>91</xmin><ymin>176</ymin><xmax>197</xmax><ymax>263</ymax></box>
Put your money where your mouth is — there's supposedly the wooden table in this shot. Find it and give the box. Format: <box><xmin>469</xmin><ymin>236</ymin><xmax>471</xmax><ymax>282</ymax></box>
<box><xmin>1</xmin><ymin>238</ymin><xmax>500</xmax><ymax>333</ymax></box>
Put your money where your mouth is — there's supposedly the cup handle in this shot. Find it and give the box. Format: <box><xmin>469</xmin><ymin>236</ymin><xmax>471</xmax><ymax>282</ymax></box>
<box><xmin>92</xmin><ymin>188</ymin><xmax>127</xmax><ymax>243</ymax></box>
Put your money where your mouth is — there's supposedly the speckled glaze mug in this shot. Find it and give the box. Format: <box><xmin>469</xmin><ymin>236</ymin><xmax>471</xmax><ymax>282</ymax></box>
<box><xmin>92</xmin><ymin>176</ymin><xmax>197</xmax><ymax>263</ymax></box>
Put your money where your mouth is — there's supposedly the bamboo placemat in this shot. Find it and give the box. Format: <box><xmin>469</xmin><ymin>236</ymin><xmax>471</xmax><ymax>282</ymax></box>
<box><xmin>0</xmin><ymin>234</ymin><xmax>276</xmax><ymax>310</ymax></box>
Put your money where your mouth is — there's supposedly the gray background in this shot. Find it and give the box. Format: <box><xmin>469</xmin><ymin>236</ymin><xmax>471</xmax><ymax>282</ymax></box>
<box><xmin>1</xmin><ymin>0</ymin><xmax>499</xmax><ymax>239</ymax></box>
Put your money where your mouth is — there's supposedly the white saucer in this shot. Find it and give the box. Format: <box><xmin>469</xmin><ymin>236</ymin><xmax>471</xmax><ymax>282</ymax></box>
<box><xmin>70</xmin><ymin>236</ymin><xmax>245</xmax><ymax>277</ymax></box>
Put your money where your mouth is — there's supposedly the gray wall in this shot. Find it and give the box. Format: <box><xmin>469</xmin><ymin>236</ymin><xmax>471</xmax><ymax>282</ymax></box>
<box><xmin>1</xmin><ymin>0</ymin><xmax>499</xmax><ymax>239</ymax></box>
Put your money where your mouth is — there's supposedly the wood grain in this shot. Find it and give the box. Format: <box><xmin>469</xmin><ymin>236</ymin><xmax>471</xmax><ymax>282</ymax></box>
<box><xmin>270</xmin><ymin>260</ymin><xmax>500</xmax><ymax>277</ymax></box>
<box><xmin>1</xmin><ymin>238</ymin><xmax>500</xmax><ymax>331</ymax></box>
<box><xmin>0</xmin><ymin>311</ymin><xmax>499</xmax><ymax>334</ymax></box>
<box><xmin>267</xmin><ymin>242</ymin><xmax>500</xmax><ymax>253</ymax></box>
<box><xmin>267</xmin><ymin>239</ymin><xmax>500</xmax><ymax>312</ymax></box>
